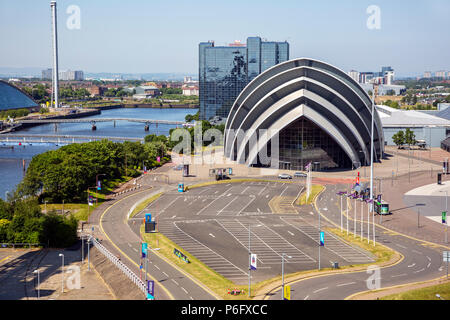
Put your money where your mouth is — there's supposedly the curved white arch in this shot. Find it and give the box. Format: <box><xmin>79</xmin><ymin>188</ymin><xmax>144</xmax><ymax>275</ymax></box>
<box><xmin>243</xmin><ymin>104</ymin><xmax>360</xmax><ymax>167</ymax></box>
<box><xmin>232</xmin><ymin>88</ymin><xmax>370</xmax><ymax>164</ymax></box>
<box><xmin>225</xmin><ymin>64</ymin><xmax>382</xmax><ymax>162</ymax></box>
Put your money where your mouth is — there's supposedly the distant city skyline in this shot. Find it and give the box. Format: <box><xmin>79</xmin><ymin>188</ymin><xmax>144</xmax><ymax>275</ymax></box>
<box><xmin>1</xmin><ymin>0</ymin><xmax>449</xmax><ymax>77</ymax></box>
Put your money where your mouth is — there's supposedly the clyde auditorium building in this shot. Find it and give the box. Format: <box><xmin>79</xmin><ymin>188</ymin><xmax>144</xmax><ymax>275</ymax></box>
<box><xmin>224</xmin><ymin>58</ymin><xmax>384</xmax><ymax>171</ymax></box>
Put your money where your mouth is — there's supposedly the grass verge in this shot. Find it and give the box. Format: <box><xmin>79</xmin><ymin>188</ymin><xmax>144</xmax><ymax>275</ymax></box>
<box><xmin>380</xmin><ymin>281</ymin><xmax>450</xmax><ymax>300</ymax></box>
<box><xmin>129</xmin><ymin>193</ymin><xmax>162</xmax><ymax>219</ymax></box>
<box><xmin>141</xmin><ymin>227</ymin><xmax>249</xmax><ymax>300</ymax></box>
<box><xmin>298</xmin><ymin>184</ymin><xmax>325</xmax><ymax>205</ymax></box>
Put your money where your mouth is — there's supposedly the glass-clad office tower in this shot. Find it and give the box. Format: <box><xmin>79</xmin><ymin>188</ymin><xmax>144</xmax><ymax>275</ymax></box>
<box><xmin>199</xmin><ymin>37</ymin><xmax>289</xmax><ymax>120</ymax></box>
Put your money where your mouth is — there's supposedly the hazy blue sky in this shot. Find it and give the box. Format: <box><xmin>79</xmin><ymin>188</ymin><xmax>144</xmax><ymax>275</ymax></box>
<box><xmin>1</xmin><ymin>0</ymin><xmax>449</xmax><ymax>76</ymax></box>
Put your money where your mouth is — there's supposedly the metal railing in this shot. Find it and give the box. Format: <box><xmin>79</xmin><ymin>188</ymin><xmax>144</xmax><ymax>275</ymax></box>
<box><xmin>90</xmin><ymin>237</ymin><xmax>146</xmax><ymax>294</ymax></box>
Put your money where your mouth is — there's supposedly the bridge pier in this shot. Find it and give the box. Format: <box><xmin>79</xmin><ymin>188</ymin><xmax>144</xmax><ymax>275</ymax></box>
<box><xmin>144</xmin><ymin>124</ymin><xmax>149</xmax><ymax>132</ymax></box>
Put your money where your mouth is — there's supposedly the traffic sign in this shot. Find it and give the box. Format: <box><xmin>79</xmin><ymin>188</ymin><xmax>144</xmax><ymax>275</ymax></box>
<box><xmin>283</xmin><ymin>285</ymin><xmax>291</xmax><ymax>300</ymax></box>
<box><xmin>319</xmin><ymin>231</ymin><xmax>324</xmax><ymax>246</ymax></box>
<box><xmin>443</xmin><ymin>211</ymin><xmax>447</xmax><ymax>224</ymax></box>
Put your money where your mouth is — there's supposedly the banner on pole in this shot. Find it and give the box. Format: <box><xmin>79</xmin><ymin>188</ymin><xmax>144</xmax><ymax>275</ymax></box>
<box><xmin>319</xmin><ymin>231</ymin><xmax>325</xmax><ymax>246</ymax></box>
<box><xmin>284</xmin><ymin>285</ymin><xmax>291</xmax><ymax>300</ymax></box>
<box><xmin>443</xmin><ymin>211</ymin><xmax>447</xmax><ymax>224</ymax></box>
<box><xmin>250</xmin><ymin>253</ymin><xmax>257</xmax><ymax>270</ymax></box>
<box><xmin>142</xmin><ymin>242</ymin><xmax>148</xmax><ymax>258</ymax></box>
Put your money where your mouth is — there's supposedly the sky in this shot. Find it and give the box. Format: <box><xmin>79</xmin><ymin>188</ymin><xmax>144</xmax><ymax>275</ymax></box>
<box><xmin>0</xmin><ymin>0</ymin><xmax>449</xmax><ymax>77</ymax></box>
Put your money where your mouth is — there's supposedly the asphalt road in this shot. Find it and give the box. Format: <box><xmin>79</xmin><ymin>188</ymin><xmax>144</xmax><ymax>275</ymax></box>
<box><xmin>267</xmin><ymin>183</ymin><xmax>447</xmax><ymax>300</ymax></box>
<box><xmin>133</xmin><ymin>180</ymin><xmax>375</xmax><ymax>285</ymax></box>
<box><xmin>90</xmin><ymin>182</ymin><xmax>218</xmax><ymax>300</ymax></box>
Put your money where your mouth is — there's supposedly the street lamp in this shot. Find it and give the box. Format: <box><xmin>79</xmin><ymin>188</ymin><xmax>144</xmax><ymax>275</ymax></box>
<box><xmin>33</xmin><ymin>269</ymin><xmax>40</xmax><ymax>299</ymax></box>
<box><xmin>439</xmin><ymin>191</ymin><xmax>448</xmax><ymax>244</ymax></box>
<box><xmin>144</xmin><ymin>247</ymin><xmax>160</xmax><ymax>282</ymax></box>
<box><xmin>248</xmin><ymin>223</ymin><xmax>262</xmax><ymax>298</ymax></box>
<box><xmin>59</xmin><ymin>253</ymin><xmax>64</xmax><ymax>293</ymax></box>
<box><xmin>281</xmin><ymin>253</ymin><xmax>292</xmax><ymax>300</ymax></box>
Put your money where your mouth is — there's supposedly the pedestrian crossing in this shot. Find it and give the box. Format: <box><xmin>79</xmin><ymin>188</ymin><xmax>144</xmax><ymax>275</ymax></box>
<box><xmin>281</xmin><ymin>217</ymin><xmax>375</xmax><ymax>263</ymax></box>
<box><xmin>216</xmin><ymin>219</ymin><xmax>315</xmax><ymax>264</ymax></box>
<box><xmin>157</xmin><ymin>221</ymin><xmax>248</xmax><ymax>281</ymax></box>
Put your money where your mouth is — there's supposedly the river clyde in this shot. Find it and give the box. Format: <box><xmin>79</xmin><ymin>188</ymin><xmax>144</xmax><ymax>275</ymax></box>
<box><xmin>0</xmin><ymin>107</ymin><xmax>195</xmax><ymax>199</ymax></box>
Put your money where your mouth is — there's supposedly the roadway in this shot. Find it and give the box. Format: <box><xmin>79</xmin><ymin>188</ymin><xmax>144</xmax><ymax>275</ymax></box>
<box><xmin>267</xmin><ymin>183</ymin><xmax>447</xmax><ymax>300</ymax></box>
<box><xmin>88</xmin><ymin>175</ymin><xmax>218</xmax><ymax>300</ymax></box>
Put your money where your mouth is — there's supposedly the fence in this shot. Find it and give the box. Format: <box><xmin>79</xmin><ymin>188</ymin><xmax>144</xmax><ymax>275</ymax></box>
<box><xmin>90</xmin><ymin>237</ymin><xmax>146</xmax><ymax>294</ymax></box>
<box><xmin>0</xmin><ymin>243</ymin><xmax>43</xmax><ymax>248</ymax></box>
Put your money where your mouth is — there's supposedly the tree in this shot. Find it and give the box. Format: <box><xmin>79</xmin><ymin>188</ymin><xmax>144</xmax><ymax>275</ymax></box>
<box><xmin>404</xmin><ymin>128</ymin><xmax>416</xmax><ymax>148</ymax></box>
<box><xmin>392</xmin><ymin>130</ymin><xmax>405</xmax><ymax>149</ymax></box>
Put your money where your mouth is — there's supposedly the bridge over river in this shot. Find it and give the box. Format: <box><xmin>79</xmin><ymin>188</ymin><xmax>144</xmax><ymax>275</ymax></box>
<box><xmin>16</xmin><ymin>118</ymin><xmax>186</xmax><ymax>125</ymax></box>
<box><xmin>0</xmin><ymin>134</ymin><xmax>144</xmax><ymax>144</ymax></box>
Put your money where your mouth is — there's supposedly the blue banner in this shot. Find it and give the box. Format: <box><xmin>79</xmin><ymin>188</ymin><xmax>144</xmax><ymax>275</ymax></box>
<box><xmin>319</xmin><ymin>232</ymin><xmax>324</xmax><ymax>246</ymax></box>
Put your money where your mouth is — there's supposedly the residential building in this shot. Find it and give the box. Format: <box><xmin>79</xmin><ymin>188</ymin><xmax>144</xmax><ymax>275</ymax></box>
<box><xmin>424</xmin><ymin>71</ymin><xmax>432</xmax><ymax>78</ymax></box>
<box><xmin>348</xmin><ymin>70</ymin><xmax>360</xmax><ymax>83</ymax></box>
<box><xmin>199</xmin><ymin>36</ymin><xmax>289</xmax><ymax>120</ymax></box>
<box><xmin>88</xmin><ymin>85</ymin><xmax>106</xmax><ymax>97</ymax></box>
<box><xmin>41</xmin><ymin>68</ymin><xmax>53</xmax><ymax>80</ymax></box>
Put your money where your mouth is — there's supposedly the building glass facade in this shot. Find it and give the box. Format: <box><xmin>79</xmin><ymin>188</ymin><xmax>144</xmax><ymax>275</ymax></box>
<box><xmin>199</xmin><ymin>37</ymin><xmax>289</xmax><ymax>120</ymax></box>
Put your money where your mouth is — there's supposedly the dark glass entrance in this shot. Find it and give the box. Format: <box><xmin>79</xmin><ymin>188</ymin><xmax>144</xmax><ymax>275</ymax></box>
<box><xmin>278</xmin><ymin>117</ymin><xmax>352</xmax><ymax>171</ymax></box>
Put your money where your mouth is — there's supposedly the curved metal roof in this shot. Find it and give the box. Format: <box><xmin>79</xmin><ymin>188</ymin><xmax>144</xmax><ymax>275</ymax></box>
<box><xmin>224</xmin><ymin>58</ymin><xmax>384</xmax><ymax>167</ymax></box>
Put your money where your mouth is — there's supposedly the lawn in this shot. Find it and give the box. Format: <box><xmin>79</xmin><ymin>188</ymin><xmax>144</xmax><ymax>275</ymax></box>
<box><xmin>298</xmin><ymin>184</ymin><xmax>325</xmax><ymax>205</ymax></box>
<box><xmin>380</xmin><ymin>281</ymin><xmax>450</xmax><ymax>300</ymax></box>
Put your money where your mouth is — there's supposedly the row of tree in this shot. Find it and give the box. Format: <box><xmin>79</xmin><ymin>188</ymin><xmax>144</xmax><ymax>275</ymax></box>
<box><xmin>392</xmin><ymin>128</ymin><xmax>416</xmax><ymax>149</ymax></box>
<box><xmin>17</xmin><ymin>139</ymin><xmax>168</xmax><ymax>203</ymax></box>
<box><xmin>0</xmin><ymin>198</ymin><xmax>77</xmax><ymax>247</ymax></box>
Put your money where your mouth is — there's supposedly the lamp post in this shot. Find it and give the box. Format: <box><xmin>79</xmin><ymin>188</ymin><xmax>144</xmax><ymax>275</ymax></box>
<box><xmin>366</xmin><ymin>199</ymin><xmax>373</xmax><ymax>244</ymax></box>
<box><xmin>369</xmin><ymin>85</ymin><xmax>375</xmax><ymax>221</ymax></box>
<box><xmin>360</xmin><ymin>196</ymin><xmax>364</xmax><ymax>240</ymax></box>
<box><xmin>33</xmin><ymin>269</ymin><xmax>40</xmax><ymax>299</ymax></box>
<box><xmin>59</xmin><ymin>253</ymin><xmax>64</xmax><ymax>293</ymax></box>
<box><xmin>281</xmin><ymin>253</ymin><xmax>292</xmax><ymax>300</ymax></box>
<box><xmin>95</xmin><ymin>173</ymin><xmax>106</xmax><ymax>204</ymax></box>
<box><xmin>439</xmin><ymin>191</ymin><xmax>448</xmax><ymax>243</ymax></box>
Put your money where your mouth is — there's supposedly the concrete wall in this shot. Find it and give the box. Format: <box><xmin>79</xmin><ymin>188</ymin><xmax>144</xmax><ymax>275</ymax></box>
<box><xmin>383</xmin><ymin>126</ymin><xmax>447</xmax><ymax>147</ymax></box>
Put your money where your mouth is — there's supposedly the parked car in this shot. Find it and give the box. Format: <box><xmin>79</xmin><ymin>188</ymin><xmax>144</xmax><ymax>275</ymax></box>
<box><xmin>278</xmin><ymin>173</ymin><xmax>292</xmax><ymax>179</ymax></box>
<box><xmin>294</xmin><ymin>172</ymin><xmax>307</xmax><ymax>178</ymax></box>
<box><xmin>173</xmin><ymin>164</ymin><xmax>183</xmax><ymax>171</ymax></box>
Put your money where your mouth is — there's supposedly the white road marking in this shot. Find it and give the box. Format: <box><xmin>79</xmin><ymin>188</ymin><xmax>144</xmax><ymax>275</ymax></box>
<box><xmin>309</xmin><ymin>211</ymin><xmax>314</xmax><ymax>215</ymax></box>
<box><xmin>427</xmin><ymin>262</ymin><xmax>431</xmax><ymax>268</ymax></box>
<box><xmin>336</xmin><ymin>282</ymin><xmax>356</xmax><ymax>287</ymax></box>
<box><xmin>133</xmin><ymin>248</ymin><xmax>138</xmax><ymax>252</ymax></box>
<box><xmin>412</xmin><ymin>250</ymin><xmax>422</xmax><ymax>255</ymax></box>
<box><xmin>391</xmin><ymin>273</ymin><xmax>407</xmax><ymax>278</ymax></box>
<box><xmin>257</xmin><ymin>208</ymin><xmax>261</xmax><ymax>213</ymax></box>
<box><xmin>171</xmin><ymin>279</ymin><xmax>179</xmax><ymax>285</ymax></box>
<box><xmin>414</xmin><ymin>268</ymin><xmax>425</xmax><ymax>273</ymax></box>
<box><xmin>181</xmin><ymin>287</ymin><xmax>188</xmax><ymax>294</ymax></box>
<box><xmin>154</xmin><ymin>265</ymin><xmax>160</xmax><ymax>270</ymax></box>
<box><xmin>266</xmin><ymin>195</ymin><xmax>269</xmax><ymax>198</ymax></box>
<box><xmin>288</xmin><ymin>231</ymin><xmax>294</xmax><ymax>236</ymax></box>
<box><xmin>163</xmin><ymin>272</ymin><xmax>169</xmax><ymax>277</ymax></box>
<box><xmin>408</xmin><ymin>263</ymin><xmax>416</xmax><ymax>268</ymax></box>
<box><xmin>426</xmin><ymin>256</ymin><xmax>431</xmax><ymax>261</ymax></box>
<box><xmin>313</xmin><ymin>287</ymin><xmax>328</xmax><ymax>293</ymax></box>
<box><xmin>190</xmin><ymin>296</ymin><xmax>194</xmax><ymax>300</ymax></box>
<box><xmin>439</xmin><ymin>266</ymin><xmax>444</xmax><ymax>271</ymax></box>
<box><xmin>209</xmin><ymin>233</ymin><xmax>215</xmax><ymax>238</ymax></box>
<box><xmin>304</xmin><ymin>295</ymin><xmax>309</xmax><ymax>300</ymax></box>
<box><xmin>171</xmin><ymin>215</ymin><xmax>176</xmax><ymax>219</ymax></box>
<box><xmin>396</xmin><ymin>244</ymin><xmax>407</xmax><ymax>249</ymax></box>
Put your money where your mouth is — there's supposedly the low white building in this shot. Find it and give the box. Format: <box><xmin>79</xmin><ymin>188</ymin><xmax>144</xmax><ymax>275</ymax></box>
<box><xmin>377</xmin><ymin>104</ymin><xmax>450</xmax><ymax>147</ymax></box>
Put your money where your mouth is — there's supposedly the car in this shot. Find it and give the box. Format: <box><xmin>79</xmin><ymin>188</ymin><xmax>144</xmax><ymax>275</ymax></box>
<box><xmin>294</xmin><ymin>172</ymin><xmax>307</xmax><ymax>178</ymax></box>
<box><xmin>173</xmin><ymin>164</ymin><xmax>183</xmax><ymax>171</ymax></box>
<box><xmin>278</xmin><ymin>173</ymin><xmax>292</xmax><ymax>179</ymax></box>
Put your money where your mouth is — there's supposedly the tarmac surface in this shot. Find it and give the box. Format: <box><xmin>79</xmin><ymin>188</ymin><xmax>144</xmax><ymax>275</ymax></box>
<box><xmin>133</xmin><ymin>180</ymin><xmax>375</xmax><ymax>284</ymax></box>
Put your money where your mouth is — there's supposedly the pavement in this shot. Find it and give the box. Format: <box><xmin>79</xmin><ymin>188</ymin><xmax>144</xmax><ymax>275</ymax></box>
<box><xmin>132</xmin><ymin>180</ymin><xmax>375</xmax><ymax>285</ymax></box>
<box><xmin>0</xmin><ymin>246</ymin><xmax>114</xmax><ymax>300</ymax></box>
<box><xmin>264</xmin><ymin>181</ymin><xmax>449</xmax><ymax>300</ymax></box>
